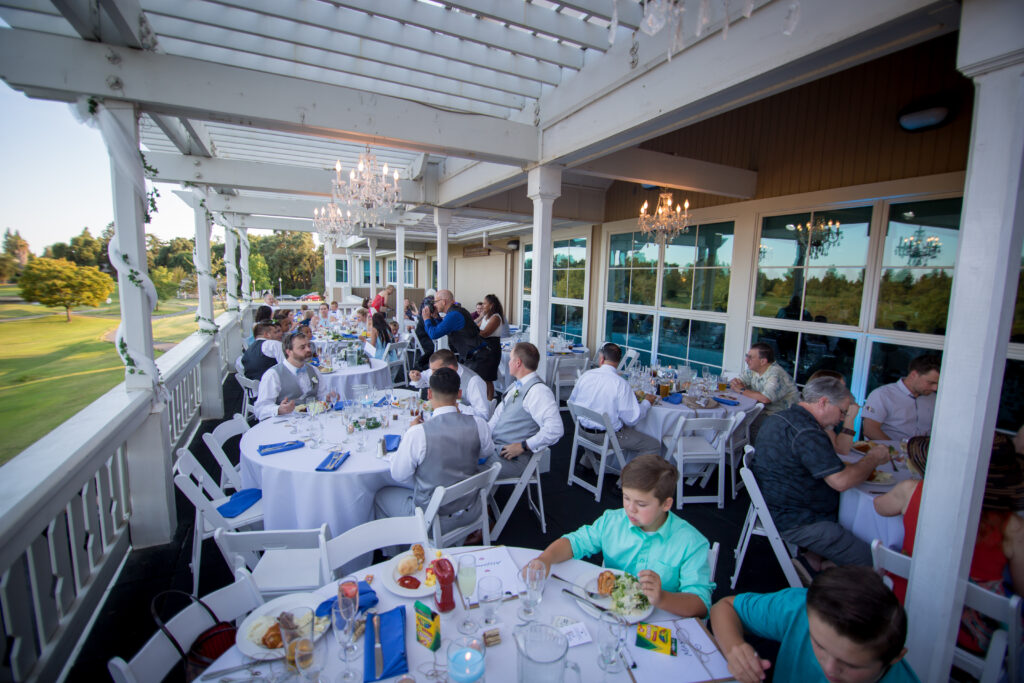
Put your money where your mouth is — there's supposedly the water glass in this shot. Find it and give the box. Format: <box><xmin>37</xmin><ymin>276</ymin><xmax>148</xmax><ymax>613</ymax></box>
<box><xmin>477</xmin><ymin>576</ymin><xmax>503</xmax><ymax>626</ymax></box>
<box><xmin>518</xmin><ymin>560</ymin><xmax>546</xmax><ymax>621</ymax></box>
<box><xmin>278</xmin><ymin>607</ymin><xmax>322</xmax><ymax>679</ymax></box>
<box><xmin>596</xmin><ymin>611</ymin><xmax>626</xmax><ymax>673</ymax></box>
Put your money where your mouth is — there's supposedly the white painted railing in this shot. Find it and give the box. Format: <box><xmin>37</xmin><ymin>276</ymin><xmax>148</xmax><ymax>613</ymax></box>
<box><xmin>0</xmin><ymin>311</ymin><xmax>246</xmax><ymax>681</ymax></box>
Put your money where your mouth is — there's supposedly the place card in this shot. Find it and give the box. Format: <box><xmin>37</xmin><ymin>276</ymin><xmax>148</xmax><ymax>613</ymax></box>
<box><xmin>551</xmin><ymin>615</ymin><xmax>591</xmax><ymax>647</ymax></box>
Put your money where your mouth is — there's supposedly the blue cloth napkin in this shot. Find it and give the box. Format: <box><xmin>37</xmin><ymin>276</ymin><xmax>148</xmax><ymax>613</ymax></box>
<box><xmin>663</xmin><ymin>393</ymin><xmax>683</xmax><ymax>404</ymax></box>
<box><xmin>310</xmin><ymin>357</ymin><xmax>320</xmax><ymax>366</ymax></box>
<box><xmin>342</xmin><ymin>333</ymin><xmax>359</xmax><ymax>339</ymax></box>
<box><xmin>373</xmin><ymin>396</ymin><xmax>388</xmax><ymax>407</ymax></box>
<box><xmin>315</xmin><ymin>581</ymin><xmax>379</xmax><ymax>618</ymax></box>
<box><xmin>384</xmin><ymin>435</ymin><xmax>401</xmax><ymax>452</ymax></box>
<box><xmin>216</xmin><ymin>488</ymin><xmax>262</xmax><ymax>518</ymax></box>
<box><xmin>316</xmin><ymin>451</ymin><xmax>350</xmax><ymax>472</ymax></box>
<box><xmin>257</xmin><ymin>440</ymin><xmax>304</xmax><ymax>456</ymax></box>
<box><xmin>363</xmin><ymin>605</ymin><xmax>408</xmax><ymax>682</ymax></box>
<box><xmin>714</xmin><ymin>396</ymin><xmax>740</xmax><ymax>406</ymax></box>
<box><xmin>571</xmin><ymin>348</ymin><xmax>586</xmax><ymax>353</ymax></box>
<box><xmin>334</xmin><ymin>399</ymin><xmax>355</xmax><ymax>411</ymax></box>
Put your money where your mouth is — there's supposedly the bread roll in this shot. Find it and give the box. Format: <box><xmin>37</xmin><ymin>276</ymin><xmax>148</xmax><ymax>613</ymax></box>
<box><xmin>597</xmin><ymin>570</ymin><xmax>617</xmax><ymax>596</ymax></box>
<box><xmin>396</xmin><ymin>553</ymin><xmax>421</xmax><ymax>576</ymax></box>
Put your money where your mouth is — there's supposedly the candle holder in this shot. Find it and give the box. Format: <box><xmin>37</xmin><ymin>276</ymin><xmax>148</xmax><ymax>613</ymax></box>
<box><xmin>446</xmin><ymin>636</ymin><xmax>486</xmax><ymax>683</ymax></box>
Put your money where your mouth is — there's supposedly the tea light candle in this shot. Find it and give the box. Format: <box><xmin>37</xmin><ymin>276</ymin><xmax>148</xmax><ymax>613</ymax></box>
<box><xmin>447</xmin><ymin>647</ymin><xmax>484</xmax><ymax>683</ymax></box>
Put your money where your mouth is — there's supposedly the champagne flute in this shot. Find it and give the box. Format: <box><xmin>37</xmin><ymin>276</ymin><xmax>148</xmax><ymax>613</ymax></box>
<box><xmin>456</xmin><ymin>555</ymin><xmax>478</xmax><ymax>634</ymax></box>
<box><xmin>331</xmin><ymin>602</ymin><xmax>358</xmax><ymax>682</ymax></box>
<box><xmin>518</xmin><ymin>559</ymin><xmax>546</xmax><ymax>621</ymax></box>
<box><xmin>337</xmin><ymin>577</ymin><xmax>361</xmax><ymax>659</ymax></box>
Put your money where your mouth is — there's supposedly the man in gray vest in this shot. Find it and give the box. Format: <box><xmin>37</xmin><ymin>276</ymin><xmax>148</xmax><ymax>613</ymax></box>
<box><xmin>253</xmin><ymin>330</ymin><xmax>338</xmax><ymax>420</ymax></box>
<box><xmin>486</xmin><ymin>342</ymin><xmax>563</xmax><ymax>478</ymax></box>
<box><xmin>373</xmin><ymin>368</ymin><xmax>493</xmax><ymax>532</ymax></box>
<box><xmin>408</xmin><ymin>349</ymin><xmax>491</xmax><ymax>419</ymax></box>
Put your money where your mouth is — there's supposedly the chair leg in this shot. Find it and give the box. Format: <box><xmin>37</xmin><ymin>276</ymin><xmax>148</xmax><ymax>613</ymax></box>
<box><xmin>717</xmin><ymin>455</ymin><xmax>726</xmax><ymax>509</ymax></box>
<box><xmin>480</xmin><ymin>490</ymin><xmax>491</xmax><ymax>546</ymax></box>
<box><xmin>567</xmin><ymin>436</ymin><xmax>580</xmax><ymax>487</ymax></box>
<box><xmin>730</xmin><ymin>505</ymin><xmax>757</xmax><ymax>589</ymax></box>
<box><xmin>676</xmin><ymin>456</ymin><xmax>684</xmax><ymax>510</ymax></box>
<box><xmin>191</xmin><ymin>512</ymin><xmax>203</xmax><ymax>595</ymax></box>
<box><xmin>533</xmin><ymin>473</ymin><xmax>547</xmax><ymax>534</ymax></box>
<box><xmin>594</xmin><ymin>450</ymin><xmax>606</xmax><ymax>502</ymax></box>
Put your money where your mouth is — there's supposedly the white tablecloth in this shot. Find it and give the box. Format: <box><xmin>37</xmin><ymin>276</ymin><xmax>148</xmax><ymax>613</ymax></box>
<box><xmin>205</xmin><ymin>546</ymin><xmax>733</xmax><ymax>683</ymax></box>
<box><xmin>318</xmin><ymin>358</ymin><xmax>392</xmax><ymax>399</ymax></box>
<box><xmin>635</xmin><ymin>391</ymin><xmax>759</xmax><ymax>443</ymax></box>
<box><xmin>496</xmin><ymin>346</ymin><xmax>590</xmax><ymax>393</ymax></box>
<box><xmin>837</xmin><ymin>445</ymin><xmax>917</xmax><ymax>549</ymax></box>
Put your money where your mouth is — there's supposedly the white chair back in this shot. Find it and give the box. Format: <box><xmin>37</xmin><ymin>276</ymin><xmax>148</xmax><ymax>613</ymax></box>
<box><xmin>384</xmin><ymin>340</ymin><xmax>411</xmax><ymax>386</ymax></box>
<box><xmin>202</xmin><ymin>413</ymin><xmax>249</xmax><ymax>492</ymax></box>
<box><xmin>325</xmin><ymin>508</ymin><xmax>429</xmax><ymax>576</ymax></box>
<box><xmin>708</xmin><ymin>541</ymin><xmax>721</xmax><ymax>582</ymax></box>
<box><xmin>620</xmin><ymin>348</ymin><xmax>640</xmax><ymax>373</ymax></box>
<box><xmin>728</xmin><ymin>402</ymin><xmax>764</xmax><ymax>499</ymax></box>
<box><xmin>234</xmin><ymin>355</ymin><xmax>245</xmax><ymax>375</ymax></box>
<box><xmin>734</xmin><ymin>448</ymin><xmax>802</xmax><ymax>588</ymax></box>
<box><xmin>664</xmin><ymin>413</ymin><xmax>743</xmax><ymax>509</ymax></box>
<box><xmin>213</xmin><ymin>525</ymin><xmax>330</xmax><ymax>598</ymax></box>
<box><xmin>108</xmin><ymin>569</ymin><xmax>264</xmax><ymax>683</ymax></box>
<box><xmin>566</xmin><ymin>400</ymin><xmax>627</xmax><ymax>502</ymax></box>
<box><xmin>424</xmin><ymin>462</ymin><xmax>501</xmax><ymax>548</ymax></box>
<box><xmin>234</xmin><ymin>373</ymin><xmax>260</xmax><ymax>421</ymax></box>
<box><xmin>548</xmin><ymin>353</ymin><xmax>588</xmax><ymax>408</ymax></box>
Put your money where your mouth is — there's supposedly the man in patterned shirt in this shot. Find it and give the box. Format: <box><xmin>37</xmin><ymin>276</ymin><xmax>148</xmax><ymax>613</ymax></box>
<box><xmin>730</xmin><ymin>342</ymin><xmax>799</xmax><ymax>439</ymax></box>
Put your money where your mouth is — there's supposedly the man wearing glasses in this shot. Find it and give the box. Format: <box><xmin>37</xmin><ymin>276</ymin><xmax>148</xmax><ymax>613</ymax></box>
<box><xmin>751</xmin><ymin>377</ymin><xmax>890</xmax><ymax>581</ymax></box>
<box><xmin>253</xmin><ymin>331</ymin><xmax>338</xmax><ymax>420</ymax></box>
<box><xmin>421</xmin><ymin>289</ymin><xmax>497</xmax><ymax>376</ymax></box>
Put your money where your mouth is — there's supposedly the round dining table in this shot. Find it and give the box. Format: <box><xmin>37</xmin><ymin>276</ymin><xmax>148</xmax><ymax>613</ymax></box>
<box><xmin>204</xmin><ymin>546</ymin><xmax>732</xmax><ymax>683</ymax></box>
<box><xmin>316</xmin><ymin>358</ymin><xmax>393</xmax><ymax>398</ymax></box>
<box><xmin>635</xmin><ymin>390</ymin><xmax>759</xmax><ymax>443</ymax></box>
<box><xmin>838</xmin><ymin>442</ymin><xmax>917</xmax><ymax>549</ymax></box>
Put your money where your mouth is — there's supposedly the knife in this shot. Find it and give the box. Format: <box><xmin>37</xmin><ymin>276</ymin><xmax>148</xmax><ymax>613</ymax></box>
<box><xmin>373</xmin><ymin>613</ymin><xmax>383</xmax><ymax>678</ymax></box>
<box><xmin>197</xmin><ymin>662</ymin><xmax>262</xmax><ymax>681</ymax></box>
<box><xmin>560</xmin><ymin>587</ymin><xmax>612</xmax><ymax>614</ymax></box>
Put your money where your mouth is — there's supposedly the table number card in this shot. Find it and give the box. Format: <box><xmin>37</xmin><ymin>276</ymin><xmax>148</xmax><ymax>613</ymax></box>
<box><xmin>551</xmin><ymin>615</ymin><xmax>592</xmax><ymax>647</ymax></box>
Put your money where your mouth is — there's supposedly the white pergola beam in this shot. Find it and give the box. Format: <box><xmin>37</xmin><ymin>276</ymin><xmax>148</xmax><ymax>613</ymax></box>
<box><xmin>444</xmin><ymin>0</ymin><xmax>610</xmax><ymax>50</ymax></box>
<box><xmin>574</xmin><ymin>148</ymin><xmax>757</xmax><ymax>198</ymax></box>
<box><xmin>222</xmin><ymin>214</ymin><xmax>313</xmax><ymax>233</ymax></box>
<box><xmin>555</xmin><ymin>1</ymin><xmax>643</xmax><ymax>29</ymax></box>
<box><xmin>0</xmin><ymin>28</ymin><xmax>540</xmax><ymax>166</ymax></box>
<box><xmin>173</xmin><ymin>191</ymin><xmax>323</xmax><ymax>220</ymax></box>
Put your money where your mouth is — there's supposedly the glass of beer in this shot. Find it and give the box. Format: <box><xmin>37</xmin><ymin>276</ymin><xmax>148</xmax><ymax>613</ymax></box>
<box><xmin>658</xmin><ymin>380</ymin><xmax>672</xmax><ymax>398</ymax></box>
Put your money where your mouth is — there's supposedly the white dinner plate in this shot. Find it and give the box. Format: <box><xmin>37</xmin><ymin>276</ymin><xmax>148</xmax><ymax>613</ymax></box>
<box><xmin>236</xmin><ymin>593</ymin><xmax>327</xmax><ymax>660</ymax></box>
<box><xmin>567</xmin><ymin>569</ymin><xmax>654</xmax><ymax>624</ymax></box>
<box><xmin>380</xmin><ymin>546</ymin><xmax>449</xmax><ymax>598</ymax></box>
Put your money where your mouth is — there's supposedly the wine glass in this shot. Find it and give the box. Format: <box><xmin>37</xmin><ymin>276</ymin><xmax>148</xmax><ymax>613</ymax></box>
<box><xmin>456</xmin><ymin>555</ymin><xmax>478</xmax><ymax>634</ymax></box>
<box><xmin>331</xmin><ymin>601</ymin><xmax>358</xmax><ymax>682</ymax></box>
<box><xmin>447</xmin><ymin>636</ymin><xmax>486</xmax><ymax>683</ymax></box>
<box><xmin>477</xmin><ymin>576</ymin><xmax>502</xmax><ymax>627</ymax></box>
<box><xmin>518</xmin><ymin>559</ymin><xmax>546</xmax><ymax>621</ymax></box>
<box><xmin>597</xmin><ymin>611</ymin><xmax>626</xmax><ymax>673</ymax></box>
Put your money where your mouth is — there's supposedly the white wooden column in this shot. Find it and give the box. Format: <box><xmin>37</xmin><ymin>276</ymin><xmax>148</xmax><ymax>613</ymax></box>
<box><xmin>238</xmin><ymin>227</ymin><xmax>253</xmax><ymax>332</ymax></box>
<box><xmin>224</xmin><ymin>227</ymin><xmax>238</xmax><ymax>313</ymax></box>
<box><xmin>395</xmin><ymin>225</ymin><xmax>406</xmax><ymax>323</ymax></box>
<box><xmin>527</xmin><ymin>165</ymin><xmax>562</xmax><ymax>380</ymax></box>
<box><xmin>369</xmin><ymin>238</ymin><xmax>378</xmax><ymax>298</ymax></box>
<box><xmin>194</xmin><ymin>202</ymin><xmax>223</xmax><ymax>419</ymax></box>
<box><xmin>106</xmin><ymin>102</ymin><xmax>173</xmax><ymax>547</ymax></box>
<box><xmin>324</xmin><ymin>242</ymin><xmax>333</xmax><ymax>299</ymax></box>
<box><xmin>905</xmin><ymin>0</ymin><xmax>1024</xmax><ymax>677</ymax></box>
<box><xmin>435</xmin><ymin>208</ymin><xmax>451</xmax><ymax>291</ymax></box>
<box><xmin>344</xmin><ymin>250</ymin><xmax>355</xmax><ymax>299</ymax></box>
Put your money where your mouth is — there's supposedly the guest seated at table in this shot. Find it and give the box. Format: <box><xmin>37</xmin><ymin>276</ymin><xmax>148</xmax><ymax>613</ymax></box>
<box><xmin>328</xmin><ymin>301</ymin><xmax>342</xmax><ymax>322</ymax></box>
<box><xmin>388</xmin><ymin>320</ymin><xmax>400</xmax><ymax>338</ymax></box>
<box><xmin>272</xmin><ymin>308</ymin><xmax>293</xmax><ymax>335</ymax></box>
<box><xmin>409</xmin><ymin>349</ymin><xmax>490</xmax><ymax>420</ymax></box>
<box><xmin>862</xmin><ymin>354</ymin><xmax>940</xmax><ymax>443</ymax></box>
<box><xmin>263</xmin><ymin>291</ymin><xmax>277</xmax><ymax>307</ymax></box>
<box><xmin>569</xmin><ymin>342</ymin><xmax>661</xmax><ymax>472</ymax></box>
<box><xmin>874</xmin><ymin>434</ymin><xmax>1024</xmax><ymax>655</ymax></box>
<box><xmin>532</xmin><ymin>455</ymin><xmax>714</xmax><ymax>617</ymax></box>
<box><xmin>476</xmin><ymin>294</ymin><xmax>509</xmax><ymax>400</ymax></box>
<box><xmin>422</xmin><ymin>289</ymin><xmax>498</xmax><ymax>378</ymax></box>
<box><xmin>730</xmin><ymin>342</ymin><xmax>799</xmax><ymax>440</ymax></box>
<box><xmin>807</xmin><ymin>369</ymin><xmax>859</xmax><ymax>455</ymax></box>
<box><xmin>242</xmin><ymin>320</ymin><xmax>284</xmax><ymax>381</ymax></box>
<box><xmin>368</xmin><ymin>312</ymin><xmax>396</xmax><ymax>361</ymax></box>
<box><xmin>350</xmin><ymin>307</ymin><xmax>368</xmax><ymax>328</ymax></box>
<box><xmin>753</xmin><ymin>377</ymin><xmax>890</xmax><ymax>577</ymax></box>
<box><xmin>710</xmin><ymin>565</ymin><xmax>920</xmax><ymax>683</ymax></box>
<box><xmin>485</xmin><ymin>342</ymin><xmax>563</xmax><ymax>478</ymax></box>
<box><xmin>373</xmin><ymin>368</ymin><xmax>493</xmax><ymax>534</ymax></box>
<box><xmin>255</xmin><ymin>304</ymin><xmax>273</xmax><ymax>323</ymax></box>
<box><xmin>311</xmin><ymin>302</ymin><xmax>331</xmax><ymax>331</ymax></box>
<box><xmin>253</xmin><ymin>331</ymin><xmax>338</xmax><ymax>420</ymax></box>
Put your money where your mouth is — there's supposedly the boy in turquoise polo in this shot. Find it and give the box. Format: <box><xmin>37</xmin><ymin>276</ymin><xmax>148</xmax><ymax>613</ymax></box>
<box><xmin>532</xmin><ymin>454</ymin><xmax>714</xmax><ymax>617</ymax></box>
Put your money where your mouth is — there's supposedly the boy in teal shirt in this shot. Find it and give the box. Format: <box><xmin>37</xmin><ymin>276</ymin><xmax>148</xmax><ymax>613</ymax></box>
<box><xmin>532</xmin><ymin>454</ymin><xmax>714</xmax><ymax>617</ymax></box>
<box><xmin>710</xmin><ymin>566</ymin><xmax>920</xmax><ymax>683</ymax></box>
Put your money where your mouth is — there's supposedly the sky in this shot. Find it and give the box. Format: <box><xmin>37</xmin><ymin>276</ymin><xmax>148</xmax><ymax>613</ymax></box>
<box><xmin>0</xmin><ymin>83</ymin><xmax>199</xmax><ymax>256</ymax></box>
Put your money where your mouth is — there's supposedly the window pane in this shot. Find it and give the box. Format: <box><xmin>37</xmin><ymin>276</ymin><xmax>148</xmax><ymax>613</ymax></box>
<box><xmin>692</xmin><ymin>268</ymin><xmax>730</xmax><ymax>312</ymax></box>
<box><xmin>664</xmin><ymin>231</ymin><xmax>696</xmax><ymax>270</ymax></box>
<box><xmin>551</xmin><ymin>303</ymin><xmax>566</xmax><ymax>329</ymax></box>
<box><xmin>566</xmin><ymin>269</ymin><xmax>585</xmax><ymax>300</ymax></box>
<box><xmin>751</xmin><ymin>327</ymin><xmax>798</xmax><ymax>376</ymax></box>
<box><xmin>697</xmin><ymin>222</ymin><xmax>734</xmax><ymax>268</ymax></box>
<box><xmin>522</xmin><ymin>300</ymin><xmax>531</xmax><ymax>327</ymax></box>
<box><xmin>633</xmin><ymin>234</ymin><xmax>660</xmax><ymax>267</ymax></box>
<box><xmin>689</xmin><ymin>320</ymin><xmax>726</xmax><ymax>369</ymax></box>
<box><xmin>884</xmin><ymin>198</ymin><xmax>961</xmax><ymax>269</ymax></box>
<box><xmin>658</xmin><ymin>317</ymin><xmax>690</xmax><ymax>360</ymax></box>
<box><xmin>876</xmin><ymin>268</ymin><xmax>952</xmax><ymax>334</ymax></box>
<box><xmin>998</xmin><ymin>358</ymin><xmax>1024</xmax><ymax>431</ymax></box>
<box><xmin>605</xmin><ymin>310</ymin><xmax>628</xmax><ymax>347</ymax></box>
<box><xmin>565</xmin><ymin>305</ymin><xmax>584</xmax><ymax>343</ymax></box>
<box><xmin>754</xmin><ymin>269</ymin><xmax>807</xmax><ymax>319</ymax></box>
<box><xmin>803</xmin><ymin>268</ymin><xmax>864</xmax><ymax>326</ymax></box>
<box><xmin>796</xmin><ymin>334</ymin><xmax>856</xmax><ymax>386</ymax></box>
<box><xmin>1014</xmin><ymin>253</ymin><xmax>1024</xmax><ymax>342</ymax></box>
<box><xmin>523</xmin><ymin>243</ymin><xmax>533</xmax><ymax>272</ymax></box>
<box><xmin>553</xmin><ymin>239</ymin><xmax>570</xmax><ymax>268</ymax></box>
<box><xmin>661</xmin><ymin>266</ymin><xmax>693</xmax><ymax>310</ymax></box>
<box><xmin>760</xmin><ymin>213</ymin><xmax>808</xmax><ymax>267</ymax></box>
<box><xmin>629</xmin><ymin>268</ymin><xmax>658</xmax><ymax>306</ymax></box>
<box><xmin>866</xmin><ymin>341</ymin><xmax>941</xmax><ymax>396</ymax></box>
<box><xmin>627</xmin><ymin>313</ymin><xmax>653</xmax><ymax>351</ymax></box>
<box><xmin>431</xmin><ymin>261</ymin><xmax>437</xmax><ymax>290</ymax></box>
<box><xmin>567</xmin><ymin>237</ymin><xmax>587</xmax><ymax>267</ymax></box>
<box><xmin>609</xmin><ymin>233</ymin><xmax>632</xmax><ymax>267</ymax></box>
<box><xmin>524</xmin><ymin>268</ymin><xmax>533</xmax><ymax>295</ymax></box>
<box><xmin>806</xmin><ymin>206</ymin><xmax>872</xmax><ymax>268</ymax></box>
<box><xmin>552</xmin><ymin>269</ymin><xmax>568</xmax><ymax>298</ymax></box>
<box><xmin>335</xmin><ymin>261</ymin><xmax>347</xmax><ymax>283</ymax></box>
<box><xmin>607</xmin><ymin>269</ymin><xmax>629</xmax><ymax>304</ymax></box>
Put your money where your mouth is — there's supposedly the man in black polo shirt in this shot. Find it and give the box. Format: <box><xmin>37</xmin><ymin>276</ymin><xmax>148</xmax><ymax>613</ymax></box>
<box><xmin>751</xmin><ymin>376</ymin><xmax>889</xmax><ymax>577</ymax></box>
<box><xmin>421</xmin><ymin>289</ymin><xmax>497</xmax><ymax>376</ymax></box>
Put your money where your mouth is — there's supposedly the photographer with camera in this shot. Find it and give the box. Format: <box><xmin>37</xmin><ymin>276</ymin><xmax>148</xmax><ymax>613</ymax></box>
<box><xmin>421</xmin><ymin>289</ymin><xmax>497</xmax><ymax>377</ymax></box>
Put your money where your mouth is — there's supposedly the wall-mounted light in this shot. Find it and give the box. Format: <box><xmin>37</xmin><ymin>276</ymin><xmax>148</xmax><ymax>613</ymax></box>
<box><xmin>898</xmin><ymin>95</ymin><xmax>956</xmax><ymax>133</ymax></box>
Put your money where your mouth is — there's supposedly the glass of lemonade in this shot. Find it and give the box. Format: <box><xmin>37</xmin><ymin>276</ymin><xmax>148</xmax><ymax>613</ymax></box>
<box><xmin>457</xmin><ymin>554</ymin><xmax>478</xmax><ymax>634</ymax></box>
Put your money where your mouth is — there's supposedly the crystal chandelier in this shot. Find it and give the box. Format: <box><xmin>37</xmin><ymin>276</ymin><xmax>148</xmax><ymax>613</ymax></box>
<box><xmin>313</xmin><ymin>148</ymin><xmax>401</xmax><ymax>245</ymax></box>
<box><xmin>895</xmin><ymin>226</ymin><xmax>942</xmax><ymax>266</ymax></box>
<box><xmin>786</xmin><ymin>216</ymin><xmax>842</xmax><ymax>260</ymax></box>
<box><xmin>639</xmin><ymin>191</ymin><xmax>690</xmax><ymax>243</ymax></box>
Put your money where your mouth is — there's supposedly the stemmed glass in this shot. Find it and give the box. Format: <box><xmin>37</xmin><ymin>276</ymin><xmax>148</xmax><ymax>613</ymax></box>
<box><xmin>456</xmin><ymin>555</ymin><xmax>478</xmax><ymax>634</ymax></box>
<box><xmin>477</xmin><ymin>576</ymin><xmax>502</xmax><ymax>627</ymax></box>
<box><xmin>332</xmin><ymin>577</ymin><xmax>361</xmax><ymax>682</ymax></box>
<box><xmin>597</xmin><ymin>611</ymin><xmax>626</xmax><ymax>673</ymax></box>
<box><xmin>518</xmin><ymin>560</ymin><xmax>546</xmax><ymax>621</ymax></box>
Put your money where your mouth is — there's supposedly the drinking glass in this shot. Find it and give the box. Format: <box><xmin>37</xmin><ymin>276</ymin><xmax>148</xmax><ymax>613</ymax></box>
<box><xmin>337</xmin><ymin>577</ymin><xmax>361</xmax><ymax>659</ymax></box>
<box><xmin>596</xmin><ymin>611</ymin><xmax>626</xmax><ymax>673</ymax></box>
<box><xmin>456</xmin><ymin>555</ymin><xmax>478</xmax><ymax>634</ymax></box>
<box><xmin>518</xmin><ymin>560</ymin><xmax>546</xmax><ymax>621</ymax></box>
<box><xmin>278</xmin><ymin>607</ymin><xmax>322</xmax><ymax>680</ymax></box>
<box><xmin>477</xmin><ymin>576</ymin><xmax>503</xmax><ymax>627</ymax></box>
<box><xmin>331</xmin><ymin>602</ymin><xmax>358</xmax><ymax>682</ymax></box>
<box><xmin>307</xmin><ymin>416</ymin><xmax>324</xmax><ymax>450</ymax></box>
<box><xmin>447</xmin><ymin>636</ymin><xmax>486</xmax><ymax>683</ymax></box>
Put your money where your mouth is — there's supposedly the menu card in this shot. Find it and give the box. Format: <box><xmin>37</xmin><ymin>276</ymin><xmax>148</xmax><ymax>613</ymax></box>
<box><xmin>448</xmin><ymin>546</ymin><xmax>527</xmax><ymax>605</ymax></box>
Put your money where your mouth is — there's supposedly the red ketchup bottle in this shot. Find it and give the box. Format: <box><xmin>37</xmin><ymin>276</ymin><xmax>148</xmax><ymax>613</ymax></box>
<box><xmin>432</xmin><ymin>558</ymin><xmax>456</xmax><ymax>613</ymax></box>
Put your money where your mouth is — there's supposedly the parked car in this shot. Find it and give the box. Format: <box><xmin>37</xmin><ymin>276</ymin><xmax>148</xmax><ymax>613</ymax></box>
<box><xmin>278</xmin><ymin>294</ymin><xmax>297</xmax><ymax>301</ymax></box>
<box><xmin>299</xmin><ymin>293</ymin><xmax>323</xmax><ymax>301</ymax></box>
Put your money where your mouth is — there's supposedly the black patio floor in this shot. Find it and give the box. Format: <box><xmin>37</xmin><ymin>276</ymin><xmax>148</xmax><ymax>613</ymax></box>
<box><xmin>67</xmin><ymin>378</ymin><xmax>788</xmax><ymax>681</ymax></box>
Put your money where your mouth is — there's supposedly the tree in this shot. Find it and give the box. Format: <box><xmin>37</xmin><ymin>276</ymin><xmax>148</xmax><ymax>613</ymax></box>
<box><xmin>0</xmin><ymin>254</ymin><xmax>18</xmax><ymax>282</ymax></box>
<box><xmin>156</xmin><ymin>237</ymin><xmax>196</xmax><ymax>272</ymax></box>
<box><xmin>68</xmin><ymin>228</ymin><xmax>103</xmax><ymax>267</ymax></box>
<box><xmin>145</xmin><ymin>234</ymin><xmax>163</xmax><ymax>270</ymax></box>
<box><xmin>249</xmin><ymin>252</ymin><xmax>272</xmax><ymax>291</ymax></box>
<box><xmin>19</xmin><ymin>258</ymin><xmax>115</xmax><ymax>322</ymax></box>
<box><xmin>149</xmin><ymin>266</ymin><xmax>180</xmax><ymax>309</ymax></box>
<box><xmin>3</xmin><ymin>229</ymin><xmax>30</xmax><ymax>266</ymax></box>
<box><xmin>256</xmin><ymin>232</ymin><xmax>318</xmax><ymax>291</ymax></box>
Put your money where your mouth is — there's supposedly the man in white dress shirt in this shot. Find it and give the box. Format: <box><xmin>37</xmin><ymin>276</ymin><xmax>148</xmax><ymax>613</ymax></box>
<box><xmin>407</xmin><ymin>349</ymin><xmax>491</xmax><ymax>419</ymax></box>
<box><xmin>373</xmin><ymin>368</ymin><xmax>493</xmax><ymax>532</ymax></box>
<box><xmin>241</xmin><ymin>319</ymin><xmax>285</xmax><ymax>380</ymax></box>
<box><xmin>253</xmin><ymin>331</ymin><xmax>338</xmax><ymax>421</ymax></box>
<box><xmin>569</xmin><ymin>343</ymin><xmax>661</xmax><ymax>469</ymax></box>
<box><xmin>486</xmin><ymin>342</ymin><xmax>564</xmax><ymax>478</ymax></box>
<box><xmin>862</xmin><ymin>354</ymin><xmax>941</xmax><ymax>442</ymax></box>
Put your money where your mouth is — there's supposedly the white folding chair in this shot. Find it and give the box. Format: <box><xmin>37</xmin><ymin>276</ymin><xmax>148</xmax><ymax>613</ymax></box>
<box><xmin>201</xmin><ymin>413</ymin><xmax>250</xmax><ymax>492</ymax></box>
<box><xmin>234</xmin><ymin>355</ymin><xmax>245</xmax><ymax>376</ymax></box>
<box><xmin>173</xmin><ymin>449</ymin><xmax>264</xmax><ymax>595</ymax></box>
<box><xmin>871</xmin><ymin>539</ymin><xmax>1021</xmax><ymax>683</ymax></box>
<box><xmin>325</xmin><ymin>508</ymin><xmax>430</xmax><ymax>577</ymax></box>
<box><xmin>423</xmin><ymin>462</ymin><xmax>501</xmax><ymax>548</ymax></box>
<box><xmin>384</xmin><ymin>340</ymin><xmax>410</xmax><ymax>387</ymax></box>
<box><xmin>619</xmin><ymin>348</ymin><xmax>640</xmax><ymax>373</ymax></box>
<box><xmin>234</xmin><ymin>372</ymin><xmax>260</xmax><ymax>422</ymax></box>
<box><xmin>662</xmin><ymin>413</ymin><xmax>743</xmax><ymax>509</ymax></box>
<box><xmin>730</xmin><ymin>447</ymin><xmax>801</xmax><ymax>589</ymax></box>
<box><xmin>727</xmin><ymin>403</ymin><xmax>763</xmax><ymax>499</ymax></box>
<box><xmin>566</xmin><ymin>401</ymin><xmax>628</xmax><ymax>502</ymax></box>
<box><xmin>488</xmin><ymin>447</ymin><xmax>549</xmax><ymax>540</ymax></box>
<box><xmin>549</xmin><ymin>354</ymin><xmax>588</xmax><ymax>410</ymax></box>
<box><xmin>108</xmin><ymin>569</ymin><xmax>264</xmax><ymax>683</ymax></box>
<box><xmin>213</xmin><ymin>525</ymin><xmax>330</xmax><ymax>599</ymax></box>
<box><xmin>708</xmin><ymin>541</ymin><xmax>721</xmax><ymax>583</ymax></box>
